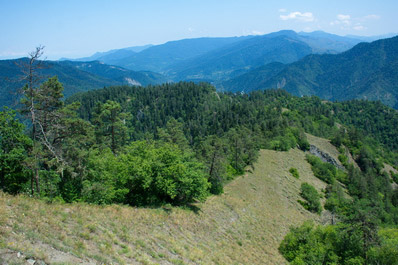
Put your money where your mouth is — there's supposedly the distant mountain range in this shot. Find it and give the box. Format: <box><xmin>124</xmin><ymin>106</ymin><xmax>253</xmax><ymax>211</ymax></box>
<box><xmin>60</xmin><ymin>44</ymin><xmax>154</xmax><ymax>62</ymax></box>
<box><xmin>0</xmin><ymin>59</ymin><xmax>167</xmax><ymax>107</ymax></box>
<box><xmin>224</xmin><ymin>36</ymin><xmax>398</xmax><ymax>108</ymax></box>
<box><xmin>166</xmin><ymin>31</ymin><xmax>329</xmax><ymax>82</ymax></box>
<box><xmin>1</xmin><ymin>30</ymin><xmax>397</xmax><ymax>109</ymax></box>
<box><xmin>70</xmin><ymin>30</ymin><xmax>365</xmax><ymax>82</ymax></box>
<box><xmin>107</xmin><ymin>36</ymin><xmax>253</xmax><ymax>73</ymax></box>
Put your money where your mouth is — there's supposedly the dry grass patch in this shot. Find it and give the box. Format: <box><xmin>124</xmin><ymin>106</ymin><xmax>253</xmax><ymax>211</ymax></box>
<box><xmin>306</xmin><ymin>134</ymin><xmax>341</xmax><ymax>163</ymax></box>
<box><xmin>1</xmin><ymin>148</ymin><xmax>327</xmax><ymax>264</ymax></box>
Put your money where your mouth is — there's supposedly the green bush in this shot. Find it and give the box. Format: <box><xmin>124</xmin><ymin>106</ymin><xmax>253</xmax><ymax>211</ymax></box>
<box><xmin>269</xmin><ymin>135</ymin><xmax>296</xmax><ymax>151</ymax></box>
<box><xmin>300</xmin><ymin>182</ymin><xmax>322</xmax><ymax>213</ymax></box>
<box><xmin>338</xmin><ymin>154</ymin><xmax>348</xmax><ymax>165</ymax></box>
<box><xmin>279</xmin><ymin>221</ymin><xmax>338</xmax><ymax>264</ymax></box>
<box><xmin>290</xmin><ymin>127</ymin><xmax>310</xmax><ymax>151</ymax></box>
<box><xmin>331</xmin><ymin>133</ymin><xmax>343</xmax><ymax>148</ymax></box>
<box><xmin>306</xmin><ymin>154</ymin><xmax>336</xmax><ymax>184</ymax></box>
<box><xmin>122</xmin><ymin>141</ymin><xmax>210</xmax><ymax>205</ymax></box>
<box><xmin>368</xmin><ymin>228</ymin><xmax>398</xmax><ymax>265</ymax></box>
<box><xmin>83</xmin><ymin>141</ymin><xmax>211</xmax><ymax>206</ymax></box>
<box><xmin>82</xmin><ymin>149</ymin><xmax>129</xmax><ymax>204</ymax></box>
<box><xmin>391</xmin><ymin>171</ymin><xmax>398</xmax><ymax>184</ymax></box>
<box><xmin>324</xmin><ymin>182</ymin><xmax>350</xmax><ymax>215</ymax></box>
<box><xmin>289</xmin><ymin>168</ymin><xmax>300</xmax><ymax>179</ymax></box>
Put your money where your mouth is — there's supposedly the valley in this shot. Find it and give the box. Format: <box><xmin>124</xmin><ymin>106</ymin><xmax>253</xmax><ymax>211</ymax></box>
<box><xmin>1</xmin><ymin>4</ymin><xmax>398</xmax><ymax>263</ymax></box>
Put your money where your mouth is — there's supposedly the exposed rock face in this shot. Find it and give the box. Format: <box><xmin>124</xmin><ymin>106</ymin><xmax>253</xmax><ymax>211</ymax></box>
<box><xmin>309</xmin><ymin>145</ymin><xmax>345</xmax><ymax>171</ymax></box>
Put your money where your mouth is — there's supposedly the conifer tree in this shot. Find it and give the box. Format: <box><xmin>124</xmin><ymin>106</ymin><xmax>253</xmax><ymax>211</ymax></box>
<box><xmin>93</xmin><ymin>100</ymin><xmax>130</xmax><ymax>154</ymax></box>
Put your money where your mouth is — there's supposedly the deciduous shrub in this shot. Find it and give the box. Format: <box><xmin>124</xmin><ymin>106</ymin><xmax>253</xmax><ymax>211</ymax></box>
<box><xmin>289</xmin><ymin>167</ymin><xmax>300</xmax><ymax>179</ymax></box>
<box><xmin>299</xmin><ymin>182</ymin><xmax>322</xmax><ymax>213</ymax></box>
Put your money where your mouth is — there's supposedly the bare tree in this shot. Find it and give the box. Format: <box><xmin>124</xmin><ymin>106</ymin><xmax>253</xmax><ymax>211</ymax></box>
<box><xmin>18</xmin><ymin>45</ymin><xmax>46</xmax><ymax>195</ymax></box>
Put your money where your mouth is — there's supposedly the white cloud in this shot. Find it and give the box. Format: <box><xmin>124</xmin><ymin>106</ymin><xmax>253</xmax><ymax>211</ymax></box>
<box><xmin>280</xmin><ymin>12</ymin><xmax>315</xmax><ymax>22</ymax></box>
<box><xmin>333</xmin><ymin>14</ymin><xmax>380</xmax><ymax>25</ymax></box>
<box><xmin>364</xmin><ymin>14</ymin><xmax>380</xmax><ymax>20</ymax></box>
<box><xmin>330</xmin><ymin>13</ymin><xmax>374</xmax><ymax>32</ymax></box>
<box><xmin>279</xmin><ymin>8</ymin><xmax>287</xmax><ymax>13</ymax></box>
<box><xmin>337</xmin><ymin>14</ymin><xmax>351</xmax><ymax>21</ymax></box>
<box><xmin>330</xmin><ymin>14</ymin><xmax>351</xmax><ymax>27</ymax></box>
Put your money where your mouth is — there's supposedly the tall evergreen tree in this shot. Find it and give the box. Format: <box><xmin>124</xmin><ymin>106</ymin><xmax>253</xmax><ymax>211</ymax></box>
<box><xmin>93</xmin><ymin>100</ymin><xmax>129</xmax><ymax>154</ymax></box>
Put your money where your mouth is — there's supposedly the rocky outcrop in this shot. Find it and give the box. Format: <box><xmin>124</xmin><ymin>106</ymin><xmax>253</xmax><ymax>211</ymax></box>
<box><xmin>309</xmin><ymin>145</ymin><xmax>345</xmax><ymax>171</ymax></box>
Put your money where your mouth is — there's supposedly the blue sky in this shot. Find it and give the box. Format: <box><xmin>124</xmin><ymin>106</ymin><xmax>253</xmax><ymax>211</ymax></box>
<box><xmin>0</xmin><ymin>0</ymin><xmax>396</xmax><ymax>59</ymax></box>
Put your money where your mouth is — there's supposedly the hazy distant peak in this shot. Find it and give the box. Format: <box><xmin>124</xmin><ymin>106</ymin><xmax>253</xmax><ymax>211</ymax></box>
<box><xmin>265</xmin><ymin>30</ymin><xmax>298</xmax><ymax>38</ymax></box>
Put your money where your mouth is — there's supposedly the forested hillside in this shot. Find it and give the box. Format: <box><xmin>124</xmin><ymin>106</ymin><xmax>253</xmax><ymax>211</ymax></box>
<box><xmin>0</xmin><ymin>59</ymin><xmax>166</xmax><ymax>107</ymax></box>
<box><xmin>225</xmin><ymin>35</ymin><xmax>398</xmax><ymax>108</ymax></box>
<box><xmin>1</xmin><ymin>78</ymin><xmax>398</xmax><ymax>264</ymax></box>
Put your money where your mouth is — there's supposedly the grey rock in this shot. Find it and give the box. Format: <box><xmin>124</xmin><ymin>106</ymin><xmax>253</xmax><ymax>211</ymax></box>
<box><xmin>309</xmin><ymin>145</ymin><xmax>345</xmax><ymax>171</ymax></box>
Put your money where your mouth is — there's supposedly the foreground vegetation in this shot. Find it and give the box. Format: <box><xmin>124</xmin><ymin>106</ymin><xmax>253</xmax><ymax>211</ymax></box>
<box><xmin>1</xmin><ymin>148</ymin><xmax>324</xmax><ymax>264</ymax></box>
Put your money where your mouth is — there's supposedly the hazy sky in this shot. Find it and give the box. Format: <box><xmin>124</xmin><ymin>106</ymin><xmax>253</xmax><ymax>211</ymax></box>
<box><xmin>0</xmin><ymin>0</ymin><xmax>397</xmax><ymax>60</ymax></box>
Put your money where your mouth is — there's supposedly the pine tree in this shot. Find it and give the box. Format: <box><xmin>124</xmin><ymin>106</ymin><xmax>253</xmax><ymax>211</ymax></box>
<box><xmin>93</xmin><ymin>100</ymin><xmax>130</xmax><ymax>154</ymax></box>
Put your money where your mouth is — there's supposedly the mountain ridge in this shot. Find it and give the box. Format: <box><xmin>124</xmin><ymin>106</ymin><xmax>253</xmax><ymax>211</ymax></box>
<box><xmin>165</xmin><ymin>30</ymin><xmax>365</xmax><ymax>82</ymax></box>
<box><xmin>59</xmin><ymin>30</ymin><xmax>365</xmax><ymax>82</ymax></box>
<box><xmin>224</xmin><ymin>35</ymin><xmax>398</xmax><ymax>108</ymax></box>
<box><xmin>0</xmin><ymin>59</ymin><xmax>166</xmax><ymax>107</ymax></box>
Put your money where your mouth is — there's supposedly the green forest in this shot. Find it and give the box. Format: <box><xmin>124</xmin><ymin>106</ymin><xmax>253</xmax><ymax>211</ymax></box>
<box><xmin>1</xmin><ymin>68</ymin><xmax>398</xmax><ymax>263</ymax></box>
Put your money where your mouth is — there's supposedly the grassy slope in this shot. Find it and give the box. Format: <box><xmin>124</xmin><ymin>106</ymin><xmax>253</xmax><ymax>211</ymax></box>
<box><xmin>0</xmin><ymin>147</ymin><xmax>329</xmax><ymax>265</ymax></box>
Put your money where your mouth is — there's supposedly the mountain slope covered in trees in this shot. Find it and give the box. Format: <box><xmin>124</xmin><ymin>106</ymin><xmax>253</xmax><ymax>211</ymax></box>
<box><xmin>1</xmin><ymin>79</ymin><xmax>398</xmax><ymax>264</ymax></box>
<box><xmin>225</xmin><ymin>35</ymin><xmax>398</xmax><ymax>108</ymax></box>
<box><xmin>0</xmin><ymin>59</ymin><xmax>166</xmax><ymax>107</ymax></box>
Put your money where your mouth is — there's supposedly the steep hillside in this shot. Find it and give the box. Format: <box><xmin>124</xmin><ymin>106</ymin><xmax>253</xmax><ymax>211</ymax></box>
<box><xmin>226</xmin><ymin>36</ymin><xmax>398</xmax><ymax>108</ymax></box>
<box><xmin>221</xmin><ymin>62</ymin><xmax>286</xmax><ymax>92</ymax></box>
<box><xmin>59</xmin><ymin>61</ymin><xmax>167</xmax><ymax>86</ymax></box>
<box><xmin>0</xmin><ymin>148</ymin><xmax>327</xmax><ymax>265</ymax></box>
<box><xmin>297</xmin><ymin>31</ymin><xmax>363</xmax><ymax>53</ymax></box>
<box><xmin>0</xmin><ymin>59</ymin><xmax>166</xmax><ymax>107</ymax></box>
